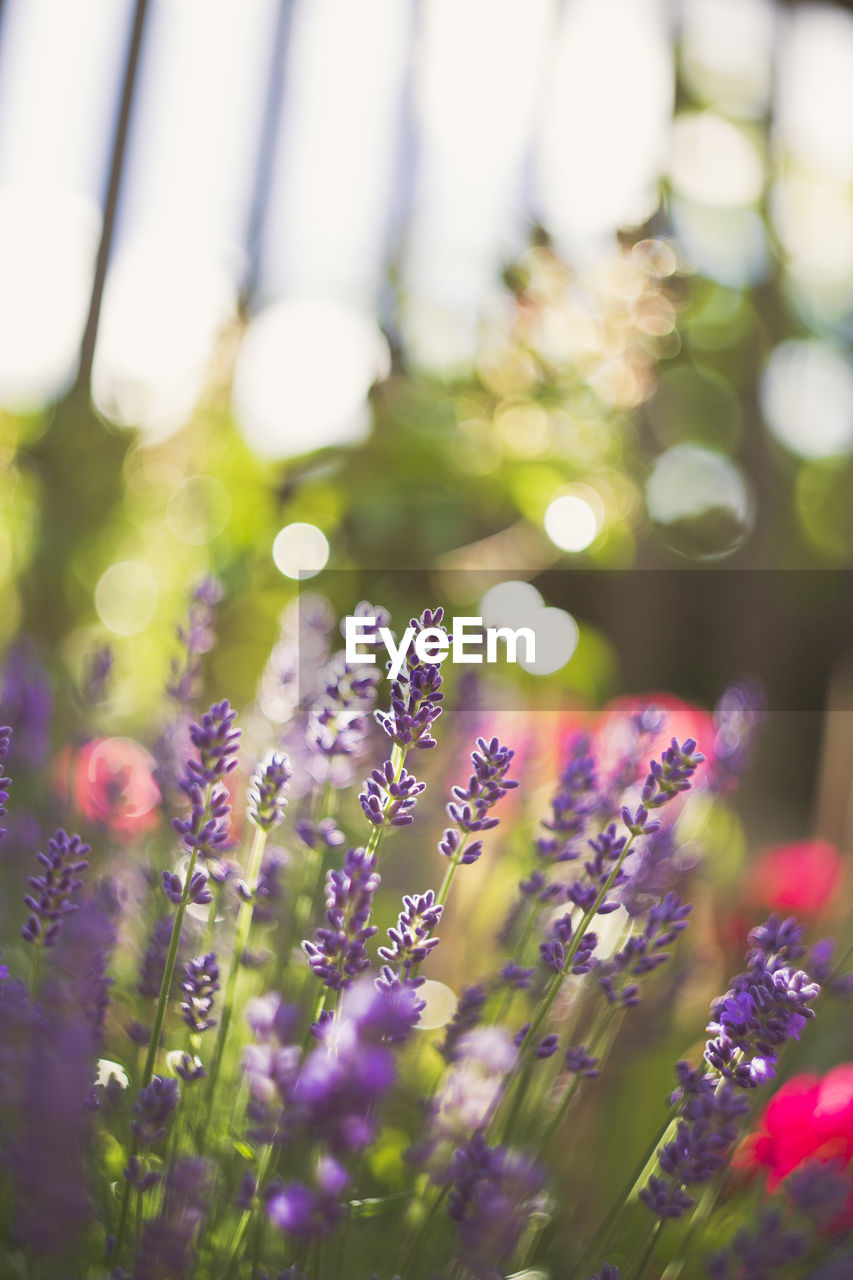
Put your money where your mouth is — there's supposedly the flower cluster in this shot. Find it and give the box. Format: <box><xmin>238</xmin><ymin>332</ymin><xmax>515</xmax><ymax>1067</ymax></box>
<box><xmin>374</xmin><ymin>608</ymin><xmax>447</xmax><ymax>750</ymax></box>
<box><xmin>359</xmin><ymin>758</ymin><xmax>426</xmax><ymax>828</ymax></box>
<box><xmin>302</xmin><ymin>848</ymin><xmax>380</xmax><ymax>990</ymax></box>
<box><xmin>640</xmin><ymin>918</ymin><xmax>821</xmax><ymax>1224</ymax></box>
<box><xmin>21</xmin><ymin>828</ymin><xmax>90</xmax><ymax>948</ymax></box>
<box><xmin>1</xmin><ymin>589</ymin><xmax>847</xmax><ymax>1280</ymax></box>
<box><xmin>439</xmin><ymin>735</ymin><xmax>518</xmax><ymax>866</ymax></box>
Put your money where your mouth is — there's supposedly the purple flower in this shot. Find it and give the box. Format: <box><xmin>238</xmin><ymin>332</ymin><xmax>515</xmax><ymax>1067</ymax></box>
<box><xmin>537</xmin><ymin>733</ymin><xmax>598</xmax><ymax>864</ymax></box>
<box><xmin>359</xmin><ymin>758</ymin><xmax>426</xmax><ymax>828</ymax></box>
<box><xmin>447</xmin><ymin>1134</ymin><xmax>545</xmax><ymax>1277</ymax></box>
<box><xmin>80</xmin><ymin>642</ymin><xmax>113</xmax><ymax>704</ymax></box>
<box><xmin>289</xmin><ymin>982</ymin><xmax>408</xmax><ymax>1153</ymax></box>
<box><xmin>4</xmin><ymin>1009</ymin><xmax>95</xmax><ymax>1255</ymax></box>
<box><xmin>135</xmin><ymin>1157</ymin><xmax>212</xmax><ymax>1280</ymax></box>
<box><xmin>267</xmin><ymin>1157</ymin><xmax>349</xmax><ymax>1239</ymax></box>
<box><xmin>302</xmin><ymin>848</ymin><xmax>380</xmax><ymax>991</ymax></box>
<box><xmin>167</xmin><ymin>576</ymin><xmax>223</xmax><ymax>709</ymax></box>
<box><xmin>565</xmin><ymin>1045</ymin><xmax>600</xmax><ymax>1077</ymax></box>
<box><xmin>438</xmin><ymin>736</ymin><xmax>517</xmax><ymax>867</ymax></box>
<box><xmin>642</xmin><ymin>917</ymin><xmax>820</xmax><ymax>1223</ymax></box>
<box><xmin>138</xmin><ymin>916</ymin><xmax>178</xmax><ymax>1000</ymax></box>
<box><xmin>0</xmin><ymin>723</ymin><xmax>11</xmax><ymax>843</ymax></box>
<box><xmin>124</xmin><ymin>1154</ymin><xmax>161</xmax><ymax>1194</ymax></box>
<box><xmin>378</xmin><ymin>890</ymin><xmax>443</xmax><ymax>981</ymax></box>
<box><xmin>441</xmin><ymin>984</ymin><xmax>488</xmax><ymax>1062</ymax></box>
<box><xmin>706</xmin><ymin>1207</ymin><xmax>806</xmax><ymax>1279</ymax></box>
<box><xmin>639</xmin><ymin>737</ymin><xmax>705</xmax><ymax>810</ymax></box>
<box><xmin>374</xmin><ymin>608</ymin><xmax>447</xmax><ymax>751</ymax></box>
<box><xmin>131</xmin><ymin>1075</ymin><xmax>180</xmax><ymax>1147</ymax></box>
<box><xmin>21</xmin><ymin>828</ymin><xmax>90</xmax><ymax>947</ymax></box>
<box><xmin>307</xmin><ymin>638</ymin><xmax>382</xmax><ymax>769</ymax></box>
<box><xmin>163</xmin><ymin>868</ymin><xmax>212</xmax><ymax>906</ymax></box>
<box><xmin>0</xmin><ymin>641</ymin><xmax>53</xmax><ymax>769</ymax></box>
<box><xmin>180</xmin><ymin>952</ymin><xmax>220</xmax><ymax>1033</ymax></box>
<box><xmin>597</xmin><ymin>894</ymin><xmax>692</xmax><ymax>1007</ymax></box>
<box><xmin>295</xmin><ymin>816</ymin><xmax>345</xmax><ymax>850</ymax></box>
<box><xmin>710</xmin><ymin>678</ymin><xmax>765</xmax><ymax>795</ymax></box>
<box><xmin>248</xmin><ymin>751</ymin><xmax>293</xmax><ymax>832</ymax></box>
<box><xmin>591</xmin><ymin>1268</ymin><xmax>620</xmax><ymax>1280</ymax></box>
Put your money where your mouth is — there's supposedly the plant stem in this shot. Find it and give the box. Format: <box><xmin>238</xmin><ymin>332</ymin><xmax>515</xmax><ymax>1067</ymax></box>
<box><xmin>207</xmin><ymin>824</ymin><xmax>269</xmax><ymax>1111</ymax></box>
<box><xmin>634</xmin><ymin>1216</ymin><xmax>665</xmax><ymax>1280</ymax></box>
<box><xmin>114</xmin><ymin>839</ymin><xmax>203</xmax><ymax>1262</ymax></box>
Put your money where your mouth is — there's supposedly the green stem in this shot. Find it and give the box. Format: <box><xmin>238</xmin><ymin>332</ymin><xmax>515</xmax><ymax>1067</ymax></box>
<box><xmin>365</xmin><ymin>741</ymin><xmax>406</xmax><ymax>861</ymax></box>
<box><xmin>207</xmin><ymin>824</ymin><xmax>269</xmax><ymax>1112</ymax></box>
<box><xmin>577</xmin><ymin>1104</ymin><xmax>678</xmax><ymax>1276</ymax></box>
<box><xmin>397</xmin><ymin>1181</ymin><xmax>449</xmax><ymax>1278</ymax></box>
<box><xmin>634</xmin><ymin>1216</ymin><xmax>665</xmax><ymax>1280</ymax></box>
<box><xmin>226</xmin><ymin>1143</ymin><xmax>275</xmax><ymax>1278</ymax></box>
<box><xmin>114</xmin><ymin>839</ymin><xmax>203</xmax><ymax>1263</ymax></box>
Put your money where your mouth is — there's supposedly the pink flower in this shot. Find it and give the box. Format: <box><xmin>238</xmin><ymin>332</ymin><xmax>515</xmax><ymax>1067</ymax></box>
<box><xmin>749</xmin><ymin>840</ymin><xmax>842</xmax><ymax>917</ymax></box>
<box><xmin>71</xmin><ymin>737</ymin><xmax>161</xmax><ymax>839</ymax></box>
<box><xmin>741</xmin><ymin>1066</ymin><xmax>853</xmax><ymax>1225</ymax></box>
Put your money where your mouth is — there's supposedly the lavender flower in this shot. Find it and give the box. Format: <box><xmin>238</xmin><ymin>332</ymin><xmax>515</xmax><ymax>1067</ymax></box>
<box><xmin>134</xmin><ymin>1157</ymin><xmax>212</xmax><ymax>1280</ymax></box>
<box><xmin>439</xmin><ymin>736</ymin><xmax>517</xmax><ymax>867</ymax></box>
<box><xmin>5</xmin><ymin>1012</ymin><xmax>95</xmax><ymax>1255</ymax></box>
<box><xmin>289</xmin><ymin>981</ymin><xmax>413</xmax><ymax>1154</ymax></box>
<box><xmin>163</xmin><ymin>868</ymin><xmax>213</xmax><ymax>906</ymax></box>
<box><xmin>180</xmin><ymin>952</ymin><xmax>220</xmax><ymax>1033</ymax></box>
<box><xmin>131</xmin><ymin>1075</ymin><xmax>180</xmax><ymax>1147</ymax></box>
<box><xmin>0</xmin><ymin>723</ymin><xmax>11</xmax><ymax>842</ymax></box>
<box><xmin>706</xmin><ymin>1208</ymin><xmax>806</xmax><ymax>1279</ymax></box>
<box><xmin>641</xmin><ymin>918</ymin><xmax>820</xmax><ymax>1222</ymax></box>
<box><xmin>307</xmin><ymin>647</ymin><xmax>381</xmax><ymax>767</ymax></box>
<box><xmin>172</xmin><ymin>701</ymin><xmax>240</xmax><ymax>862</ymax></box>
<box><xmin>565</xmin><ymin>1045</ymin><xmax>601</xmax><ymax>1077</ymax></box>
<box><xmin>359</xmin><ymin>758</ymin><xmax>426</xmax><ymax>828</ymax></box>
<box><xmin>248</xmin><ymin>751</ymin><xmax>293</xmax><ymax>832</ymax></box>
<box><xmin>374</xmin><ymin>607</ymin><xmax>447</xmax><ymax>751</ymax></box>
<box><xmin>138</xmin><ymin>916</ymin><xmax>177</xmax><ymax>1000</ymax></box>
<box><xmin>447</xmin><ymin>1134</ymin><xmax>545</xmax><ymax>1278</ymax></box>
<box><xmin>0</xmin><ymin>641</ymin><xmax>53</xmax><ymax>769</ymax></box>
<box><xmin>440</xmin><ymin>984</ymin><xmax>488</xmax><ymax>1062</ymax></box>
<box><xmin>378</xmin><ymin>890</ymin><xmax>443</xmax><ymax>983</ymax></box>
<box><xmin>705</xmin><ymin>918</ymin><xmax>819</xmax><ymax>1087</ymax></box>
<box><xmin>81</xmin><ymin>642</ymin><xmax>113</xmax><ymax>704</ymax></box>
<box><xmin>167</xmin><ymin>576</ymin><xmax>223</xmax><ymax>708</ymax></box>
<box><xmin>181</xmin><ymin>699</ymin><xmax>241</xmax><ymax>788</ymax></box>
<box><xmin>597</xmin><ymin>894</ymin><xmax>692</xmax><ymax>1008</ymax></box>
<box><xmin>267</xmin><ymin>1157</ymin><xmax>349</xmax><ymax>1239</ymax></box>
<box><xmin>537</xmin><ymin>733</ymin><xmax>598</xmax><ymax>864</ymax></box>
<box><xmin>591</xmin><ymin>1268</ymin><xmax>620</xmax><ymax>1280</ymax></box>
<box><xmin>21</xmin><ymin>828</ymin><xmax>90</xmax><ymax>947</ymax></box>
<box><xmin>711</xmin><ymin>678</ymin><xmax>765</xmax><ymax>794</ymax></box>
<box><xmin>302</xmin><ymin>848</ymin><xmax>380</xmax><ymax>990</ymax></box>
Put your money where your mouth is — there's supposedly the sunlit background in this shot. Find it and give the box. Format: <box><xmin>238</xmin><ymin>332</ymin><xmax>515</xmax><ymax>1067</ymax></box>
<box><xmin>1</xmin><ymin>0</ymin><xmax>853</xmax><ymax>835</ymax></box>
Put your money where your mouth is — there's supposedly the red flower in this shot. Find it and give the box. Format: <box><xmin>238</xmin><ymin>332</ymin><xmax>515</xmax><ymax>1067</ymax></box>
<box><xmin>71</xmin><ymin>736</ymin><xmax>161</xmax><ymax>839</ymax></box>
<box><xmin>748</xmin><ymin>840</ymin><xmax>842</xmax><ymax>917</ymax></box>
<box><xmin>742</xmin><ymin>1066</ymin><xmax>853</xmax><ymax>1210</ymax></box>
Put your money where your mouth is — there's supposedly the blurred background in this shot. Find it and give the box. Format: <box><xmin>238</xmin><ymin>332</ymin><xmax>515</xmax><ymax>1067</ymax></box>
<box><xmin>1</xmin><ymin>0</ymin><xmax>853</xmax><ymax>849</ymax></box>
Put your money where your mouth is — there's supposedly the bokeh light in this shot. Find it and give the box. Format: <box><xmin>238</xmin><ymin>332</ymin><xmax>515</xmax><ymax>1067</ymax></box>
<box><xmin>543</xmin><ymin>492</ymin><xmax>602</xmax><ymax>554</ymax></box>
<box><xmin>233</xmin><ymin>299</ymin><xmax>390</xmax><ymax>459</ymax></box>
<box><xmin>272</xmin><ymin>522</ymin><xmax>330</xmax><ymax>580</ymax></box>
<box><xmin>646</xmin><ymin>444</ymin><xmax>752</xmax><ymax>559</ymax></box>
<box><xmin>92</xmin><ymin>237</ymin><xmax>237</xmax><ymax>439</ymax></box>
<box><xmin>760</xmin><ymin>340</ymin><xmax>853</xmax><ymax>462</ymax></box>
<box><xmin>479</xmin><ymin>580</ymin><xmax>544</xmax><ymax>631</ymax></box>
<box><xmin>94</xmin><ymin>561</ymin><xmax>158</xmax><ymax>636</ymax></box>
<box><xmin>519</xmin><ymin>606</ymin><xmax>579</xmax><ymax>676</ymax></box>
